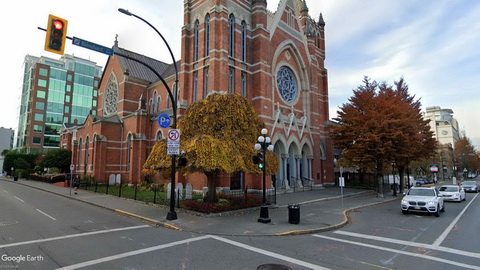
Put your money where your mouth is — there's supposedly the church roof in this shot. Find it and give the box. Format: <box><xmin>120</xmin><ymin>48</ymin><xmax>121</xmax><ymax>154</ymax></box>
<box><xmin>113</xmin><ymin>46</ymin><xmax>174</xmax><ymax>83</ymax></box>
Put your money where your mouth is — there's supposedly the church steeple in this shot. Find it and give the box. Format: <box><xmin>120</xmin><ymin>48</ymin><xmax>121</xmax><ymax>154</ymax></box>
<box><xmin>318</xmin><ymin>13</ymin><xmax>325</xmax><ymax>27</ymax></box>
<box><xmin>301</xmin><ymin>0</ymin><xmax>309</xmax><ymax>14</ymax></box>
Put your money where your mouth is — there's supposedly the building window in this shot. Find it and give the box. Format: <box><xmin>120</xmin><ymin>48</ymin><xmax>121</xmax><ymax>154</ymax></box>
<box><xmin>33</xmin><ymin>125</ymin><xmax>42</xmax><ymax>133</ymax></box>
<box><xmin>34</xmin><ymin>113</ymin><xmax>44</xmax><ymax>122</ymax></box>
<box><xmin>126</xmin><ymin>134</ymin><xmax>132</xmax><ymax>171</ymax></box>
<box><xmin>39</xmin><ymin>68</ymin><xmax>48</xmax><ymax>77</ymax></box>
<box><xmin>156</xmin><ymin>131</ymin><xmax>162</xmax><ymax>141</ymax></box>
<box><xmin>193</xmin><ymin>71</ymin><xmax>198</xmax><ymax>102</ymax></box>
<box><xmin>228</xmin><ymin>14</ymin><xmax>235</xmax><ymax>57</ymax></box>
<box><xmin>103</xmin><ymin>74</ymin><xmax>118</xmax><ymax>115</ymax></box>
<box><xmin>241</xmin><ymin>21</ymin><xmax>247</xmax><ymax>62</ymax></box>
<box><xmin>228</xmin><ymin>67</ymin><xmax>235</xmax><ymax>93</ymax></box>
<box><xmin>149</xmin><ymin>99</ymin><xmax>154</xmax><ymax>113</ymax></box>
<box><xmin>205</xmin><ymin>14</ymin><xmax>210</xmax><ymax>57</ymax></box>
<box><xmin>37</xmin><ymin>91</ymin><xmax>46</xmax><ymax>99</ymax></box>
<box><xmin>241</xmin><ymin>72</ymin><xmax>247</xmax><ymax>97</ymax></box>
<box><xmin>35</xmin><ymin>102</ymin><xmax>45</xmax><ymax>111</ymax></box>
<box><xmin>38</xmin><ymin>79</ymin><xmax>47</xmax><ymax>88</ymax></box>
<box><xmin>33</xmin><ymin>137</ymin><xmax>41</xmax><ymax>145</ymax></box>
<box><xmin>85</xmin><ymin>137</ymin><xmax>90</xmax><ymax>170</ymax></box>
<box><xmin>276</xmin><ymin>66</ymin><xmax>299</xmax><ymax>104</ymax></box>
<box><xmin>78</xmin><ymin>138</ymin><xmax>83</xmax><ymax>168</ymax></box>
<box><xmin>203</xmin><ymin>67</ymin><xmax>209</xmax><ymax>99</ymax></box>
<box><xmin>153</xmin><ymin>91</ymin><xmax>158</xmax><ymax>113</ymax></box>
<box><xmin>156</xmin><ymin>97</ymin><xmax>161</xmax><ymax>112</ymax></box>
<box><xmin>194</xmin><ymin>20</ymin><xmax>200</xmax><ymax>62</ymax></box>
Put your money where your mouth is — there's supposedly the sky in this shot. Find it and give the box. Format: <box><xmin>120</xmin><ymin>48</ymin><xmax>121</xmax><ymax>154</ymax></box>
<box><xmin>1</xmin><ymin>0</ymin><xmax>479</xmax><ymax>149</ymax></box>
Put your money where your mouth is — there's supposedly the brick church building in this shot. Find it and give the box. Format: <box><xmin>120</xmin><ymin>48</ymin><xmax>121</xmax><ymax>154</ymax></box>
<box><xmin>60</xmin><ymin>0</ymin><xmax>334</xmax><ymax>191</ymax></box>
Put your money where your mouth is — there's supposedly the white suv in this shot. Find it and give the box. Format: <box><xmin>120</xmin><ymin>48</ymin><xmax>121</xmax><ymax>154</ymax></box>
<box><xmin>401</xmin><ymin>187</ymin><xmax>445</xmax><ymax>217</ymax></box>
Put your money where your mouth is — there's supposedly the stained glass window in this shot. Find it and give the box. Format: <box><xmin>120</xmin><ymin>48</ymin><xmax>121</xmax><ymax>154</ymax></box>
<box><xmin>276</xmin><ymin>66</ymin><xmax>298</xmax><ymax>103</ymax></box>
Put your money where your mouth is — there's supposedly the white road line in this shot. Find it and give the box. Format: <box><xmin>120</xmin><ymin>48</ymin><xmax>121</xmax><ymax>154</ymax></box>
<box><xmin>432</xmin><ymin>193</ymin><xmax>479</xmax><ymax>247</ymax></box>
<box><xmin>54</xmin><ymin>235</ymin><xmax>212</xmax><ymax>270</ymax></box>
<box><xmin>14</xmin><ymin>196</ymin><xmax>25</xmax><ymax>202</ymax></box>
<box><xmin>334</xmin><ymin>231</ymin><xmax>480</xmax><ymax>259</ymax></box>
<box><xmin>0</xmin><ymin>225</ymin><xmax>149</xmax><ymax>249</ymax></box>
<box><xmin>313</xmin><ymin>234</ymin><xmax>480</xmax><ymax>270</ymax></box>
<box><xmin>211</xmin><ymin>235</ymin><xmax>329</xmax><ymax>270</ymax></box>
<box><xmin>36</xmin><ymin>209</ymin><xmax>57</xmax><ymax>221</ymax></box>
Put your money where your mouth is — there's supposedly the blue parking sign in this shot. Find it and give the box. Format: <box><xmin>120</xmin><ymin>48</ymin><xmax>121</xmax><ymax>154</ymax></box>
<box><xmin>157</xmin><ymin>114</ymin><xmax>171</xmax><ymax>128</ymax></box>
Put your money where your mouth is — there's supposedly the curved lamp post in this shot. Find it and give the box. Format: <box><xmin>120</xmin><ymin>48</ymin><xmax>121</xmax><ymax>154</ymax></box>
<box><xmin>119</xmin><ymin>8</ymin><xmax>179</xmax><ymax>221</ymax></box>
<box><xmin>255</xmin><ymin>128</ymin><xmax>274</xmax><ymax>223</ymax></box>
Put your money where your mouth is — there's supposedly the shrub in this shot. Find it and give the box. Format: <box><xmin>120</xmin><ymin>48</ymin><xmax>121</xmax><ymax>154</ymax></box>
<box><xmin>181</xmin><ymin>193</ymin><xmax>262</xmax><ymax>214</ymax></box>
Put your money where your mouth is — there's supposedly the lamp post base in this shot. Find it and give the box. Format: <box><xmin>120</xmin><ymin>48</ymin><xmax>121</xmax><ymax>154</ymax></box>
<box><xmin>258</xmin><ymin>205</ymin><xmax>271</xmax><ymax>223</ymax></box>
<box><xmin>166</xmin><ymin>211</ymin><xmax>178</xmax><ymax>221</ymax></box>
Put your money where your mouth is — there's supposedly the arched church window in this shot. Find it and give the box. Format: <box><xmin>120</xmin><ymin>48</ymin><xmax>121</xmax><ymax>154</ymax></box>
<box><xmin>194</xmin><ymin>20</ymin><xmax>200</xmax><ymax>61</ymax></box>
<box><xmin>104</xmin><ymin>74</ymin><xmax>118</xmax><ymax>115</ymax></box>
<box><xmin>126</xmin><ymin>134</ymin><xmax>132</xmax><ymax>171</ymax></box>
<box><xmin>276</xmin><ymin>66</ymin><xmax>299</xmax><ymax>104</ymax></box>
<box><xmin>241</xmin><ymin>21</ymin><xmax>247</xmax><ymax>62</ymax></box>
<box><xmin>205</xmin><ymin>14</ymin><xmax>210</xmax><ymax>57</ymax></box>
<box><xmin>228</xmin><ymin>14</ymin><xmax>235</xmax><ymax>57</ymax></box>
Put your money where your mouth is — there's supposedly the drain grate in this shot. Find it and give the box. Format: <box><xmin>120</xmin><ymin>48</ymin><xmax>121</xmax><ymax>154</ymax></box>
<box><xmin>0</xmin><ymin>221</ymin><xmax>19</xmax><ymax>227</ymax></box>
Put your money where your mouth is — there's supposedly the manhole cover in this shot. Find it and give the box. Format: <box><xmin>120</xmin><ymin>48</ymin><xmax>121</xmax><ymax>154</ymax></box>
<box><xmin>257</xmin><ymin>264</ymin><xmax>292</xmax><ymax>270</ymax></box>
<box><xmin>0</xmin><ymin>221</ymin><xmax>19</xmax><ymax>227</ymax></box>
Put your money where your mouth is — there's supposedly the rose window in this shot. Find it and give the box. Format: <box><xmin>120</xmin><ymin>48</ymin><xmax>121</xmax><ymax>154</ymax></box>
<box><xmin>276</xmin><ymin>66</ymin><xmax>298</xmax><ymax>104</ymax></box>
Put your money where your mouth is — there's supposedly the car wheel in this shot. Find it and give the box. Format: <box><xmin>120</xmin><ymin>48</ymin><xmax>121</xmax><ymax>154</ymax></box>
<box><xmin>440</xmin><ymin>203</ymin><xmax>445</xmax><ymax>212</ymax></box>
<box><xmin>434</xmin><ymin>204</ymin><xmax>440</xmax><ymax>217</ymax></box>
<box><xmin>415</xmin><ymin>183</ymin><xmax>421</xmax><ymax>187</ymax></box>
<box><xmin>402</xmin><ymin>210</ymin><xmax>408</xmax><ymax>215</ymax></box>
<box><xmin>463</xmin><ymin>195</ymin><xmax>466</xmax><ymax>201</ymax></box>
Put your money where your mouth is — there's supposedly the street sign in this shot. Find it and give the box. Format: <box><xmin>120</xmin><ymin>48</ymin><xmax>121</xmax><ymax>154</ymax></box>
<box><xmin>430</xmin><ymin>166</ymin><xmax>438</xmax><ymax>173</ymax></box>
<box><xmin>167</xmin><ymin>129</ymin><xmax>180</xmax><ymax>155</ymax></box>
<box><xmin>157</xmin><ymin>114</ymin><xmax>171</xmax><ymax>128</ymax></box>
<box><xmin>167</xmin><ymin>129</ymin><xmax>180</xmax><ymax>142</ymax></box>
<box><xmin>72</xmin><ymin>37</ymin><xmax>113</xmax><ymax>56</ymax></box>
<box><xmin>339</xmin><ymin>177</ymin><xmax>345</xmax><ymax>187</ymax></box>
<box><xmin>70</xmin><ymin>164</ymin><xmax>75</xmax><ymax>171</ymax></box>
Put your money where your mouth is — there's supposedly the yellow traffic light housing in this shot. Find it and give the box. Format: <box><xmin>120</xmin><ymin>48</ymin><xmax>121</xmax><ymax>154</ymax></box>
<box><xmin>44</xmin><ymin>15</ymin><xmax>68</xmax><ymax>55</ymax></box>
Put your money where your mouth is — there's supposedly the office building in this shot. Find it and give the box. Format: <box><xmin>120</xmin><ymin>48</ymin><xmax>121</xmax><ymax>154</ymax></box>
<box><xmin>424</xmin><ymin>106</ymin><xmax>460</xmax><ymax>147</ymax></box>
<box><xmin>16</xmin><ymin>54</ymin><xmax>102</xmax><ymax>154</ymax></box>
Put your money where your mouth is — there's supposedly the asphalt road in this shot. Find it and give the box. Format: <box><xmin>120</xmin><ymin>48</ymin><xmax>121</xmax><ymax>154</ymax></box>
<box><xmin>1</xmin><ymin>179</ymin><xmax>480</xmax><ymax>269</ymax></box>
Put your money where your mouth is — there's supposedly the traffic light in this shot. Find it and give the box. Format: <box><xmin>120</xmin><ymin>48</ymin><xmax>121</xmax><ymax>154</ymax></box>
<box><xmin>44</xmin><ymin>15</ymin><xmax>68</xmax><ymax>55</ymax></box>
<box><xmin>256</xmin><ymin>152</ymin><xmax>265</xmax><ymax>169</ymax></box>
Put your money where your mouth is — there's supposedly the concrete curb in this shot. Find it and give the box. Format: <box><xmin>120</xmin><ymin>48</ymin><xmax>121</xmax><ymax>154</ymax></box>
<box><xmin>275</xmin><ymin>197</ymin><xmax>400</xmax><ymax>236</ymax></box>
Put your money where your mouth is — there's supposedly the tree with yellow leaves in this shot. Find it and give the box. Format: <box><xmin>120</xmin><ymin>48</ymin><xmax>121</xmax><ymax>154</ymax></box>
<box><xmin>143</xmin><ymin>93</ymin><xmax>279</xmax><ymax>202</ymax></box>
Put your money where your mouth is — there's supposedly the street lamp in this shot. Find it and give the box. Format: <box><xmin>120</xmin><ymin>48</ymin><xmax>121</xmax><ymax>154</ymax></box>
<box><xmin>119</xmin><ymin>8</ymin><xmax>179</xmax><ymax>221</ymax></box>
<box><xmin>255</xmin><ymin>128</ymin><xmax>274</xmax><ymax>223</ymax></box>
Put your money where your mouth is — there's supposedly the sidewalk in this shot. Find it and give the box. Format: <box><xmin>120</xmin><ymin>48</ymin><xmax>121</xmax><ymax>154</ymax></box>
<box><xmin>0</xmin><ymin>177</ymin><xmax>399</xmax><ymax>236</ymax></box>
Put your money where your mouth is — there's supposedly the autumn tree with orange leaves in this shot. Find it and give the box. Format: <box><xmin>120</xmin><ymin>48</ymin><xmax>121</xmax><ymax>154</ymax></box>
<box><xmin>332</xmin><ymin>77</ymin><xmax>436</xmax><ymax>197</ymax></box>
<box><xmin>143</xmin><ymin>93</ymin><xmax>279</xmax><ymax>202</ymax></box>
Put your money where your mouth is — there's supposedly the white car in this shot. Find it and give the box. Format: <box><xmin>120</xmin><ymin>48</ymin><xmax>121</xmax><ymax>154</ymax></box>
<box><xmin>438</xmin><ymin>185</ymin><xmax>466</xmax><ymax>202</ymax></box>
<box><xmin>401</xmin><ymin>187</ymin><xmax>445</xmax><ymax>217</ymax></box>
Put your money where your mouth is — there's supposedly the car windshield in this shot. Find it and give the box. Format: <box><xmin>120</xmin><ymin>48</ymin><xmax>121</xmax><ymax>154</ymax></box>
<box><xmin>408</xmin><ymin>189</ymin><xmax>435</xmax><ymax>196</ymax></box>
<box><xmin>439</xmin><ymin>186</ymin><xmax>458</xmax><ymax>192</ymax></box>
<box><xmin>462</xmin><ymin>181</ymin><xmax>476</xmax><ymax>185</ymax></box>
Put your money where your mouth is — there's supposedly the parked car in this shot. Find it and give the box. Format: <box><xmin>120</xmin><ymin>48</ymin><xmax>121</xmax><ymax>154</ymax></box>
<box><xmin>411</xmin><ymin>178</ymin><xmax>431</xmax><ymax>187</ymax></box>
<box><xmin>461</xmin><ymin>181</ymin><xmax>480</xmax><ymax>193</ymax></box>
<box><xmin>401</xmin><ymin>187</ymin><xmax>445</xmax><ymax>217</ymax></box>
<box><xmin>438</xmin><ymin>185</ymin><xmax>466</xmax><ymax>202</ymax></box>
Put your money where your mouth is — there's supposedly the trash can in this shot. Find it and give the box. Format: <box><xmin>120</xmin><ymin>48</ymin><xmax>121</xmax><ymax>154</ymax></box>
<box><xmin>288</xmin><ymin>204</ymin><xmax>300</xmax><ymax>224</ymax></box>
<box><xmin>14</xmin><ymin>176</ymin><xmax>18</xmax><ymax>181</ymax></box>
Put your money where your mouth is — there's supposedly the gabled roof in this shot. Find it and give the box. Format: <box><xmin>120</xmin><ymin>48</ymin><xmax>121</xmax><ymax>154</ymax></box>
<box><xmin>113</xmin><ymin>47</ymin><xmax>172</xmax><ymax>83</ymax></box>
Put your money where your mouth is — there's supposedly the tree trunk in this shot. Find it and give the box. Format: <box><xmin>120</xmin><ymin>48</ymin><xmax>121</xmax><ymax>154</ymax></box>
<box><xmin>398</xmin><ymin>166</ymin><xmax>405</xmax><ymax>193</ymax></box>
<box><xmin>206</xmin><ymin>172</ymin><xmax>218</xmax><ymax>203</ymax></box>
<box><xmin>376</xmin><ymin>171</ymin><xmax>384</xmax><ymax>198</ymax></box>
